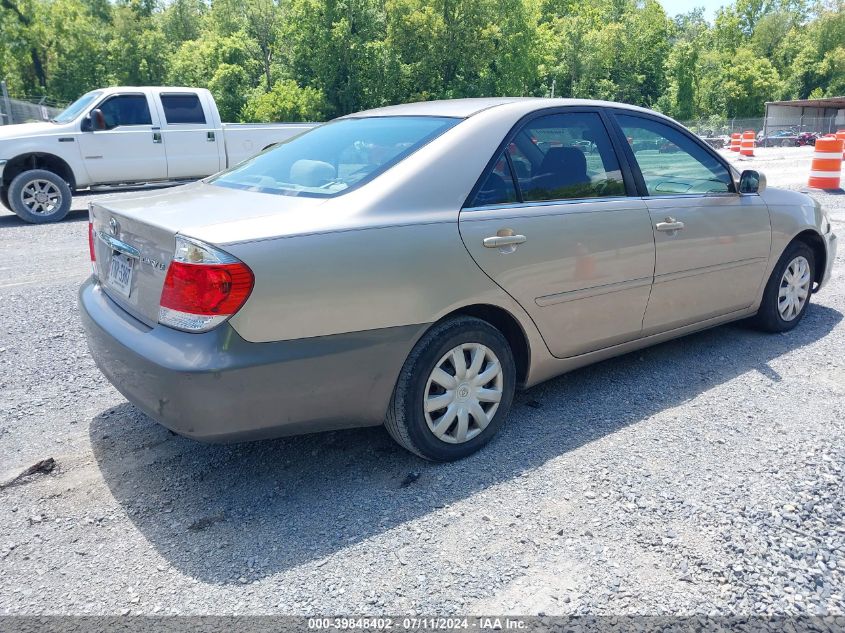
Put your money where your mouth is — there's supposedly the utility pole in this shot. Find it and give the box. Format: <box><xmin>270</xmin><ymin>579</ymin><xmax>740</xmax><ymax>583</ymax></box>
<box><xmin>550</xmin><ymin>79</ymin><xmax>556</xmax><ymax>99</ymax></box>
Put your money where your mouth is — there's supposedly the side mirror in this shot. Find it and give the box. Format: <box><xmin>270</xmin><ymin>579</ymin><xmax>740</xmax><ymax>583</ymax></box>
<box><xmin>739</xmin><ymin>169</ymin><xmax>766</xmax><ymax>194</ymax></box>
<box><xmin>89</xmin><ymin>108</ymin><xmax>107</xmax><ymax>131</ymax></box>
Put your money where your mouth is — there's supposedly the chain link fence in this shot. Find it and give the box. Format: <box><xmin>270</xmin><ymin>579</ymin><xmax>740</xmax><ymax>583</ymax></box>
<box><xmin>679</xmin><ymin>117</ymin><xmax>765</xmax><ymax>137</ymax></box>
<box><xmin>0</xmin><ymin>81</ymin><xmax>64</xmax><ymax>125</ymax></box>
<box><xmin>679</xmin><ymin>115</ymin><xmax>842</xmax><ymax>148</ymax></box>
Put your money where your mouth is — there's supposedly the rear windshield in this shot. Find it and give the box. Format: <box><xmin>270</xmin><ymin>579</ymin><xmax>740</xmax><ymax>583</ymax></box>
<box><xmin>209</xmin><ymin>116</ymin><xmax>460</xmax><ymax>198</ymax></box>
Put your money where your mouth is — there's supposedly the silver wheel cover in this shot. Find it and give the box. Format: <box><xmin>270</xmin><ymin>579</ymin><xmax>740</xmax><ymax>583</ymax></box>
<box><xmin>20</xmin><ymin>179</ymin><xmax>63</xmax><ymax>216</ymax></box>
<box><xmin>778</xmin><ymin>255</ymin><xmax>811</xmax><ymax>322</ymax></box>
<box><xmin>423</xmin><ymin>343</ymin><xmax>504</xmax><ymax>444</ymax></box>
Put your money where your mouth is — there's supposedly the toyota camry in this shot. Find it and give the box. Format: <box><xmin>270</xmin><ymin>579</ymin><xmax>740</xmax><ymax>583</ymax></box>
<box><xmin>80</xmin><ymin>98</ymin><xmax>837</xmax><ymax>461</ymax></box>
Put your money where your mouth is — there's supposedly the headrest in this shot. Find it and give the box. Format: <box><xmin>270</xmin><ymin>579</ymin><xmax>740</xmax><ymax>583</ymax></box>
<box><xmin>539</xmin><ymin>146</ymin><xmax>587</xmax><ymax>174</ymax></box>
<box><xmin>289</xmin><ymin>160</ymin><xmax>336</xmax><ymax>187</ymax></box>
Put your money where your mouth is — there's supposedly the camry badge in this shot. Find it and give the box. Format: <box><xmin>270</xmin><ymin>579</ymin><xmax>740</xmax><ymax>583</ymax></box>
<box><xmin>141</xmin><ymin>256</ymin><xmax>166</xmax><ymax>271</ymax></box>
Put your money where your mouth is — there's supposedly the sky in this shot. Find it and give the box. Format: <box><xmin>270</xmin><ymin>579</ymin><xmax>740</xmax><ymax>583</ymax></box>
<box><xmin>656</xmin><ymin>0</ymin><xmax>727</xmax><ymax>21</ymax></box>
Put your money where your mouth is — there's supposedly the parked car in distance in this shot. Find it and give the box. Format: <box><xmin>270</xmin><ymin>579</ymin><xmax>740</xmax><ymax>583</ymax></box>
<box><xmin>758</xmin><ymin>129</ymin><xmax>800</xmax><ymax>147</ymax></box>
<box><xmin>80</xmin><ymin>97</ymin><xmax>837</xmax><ymax>461</ymax></box>
<box><xmin>0</xmin><ymin>86</ymin><xmax>315</xmax><ymax>223</ymax></box>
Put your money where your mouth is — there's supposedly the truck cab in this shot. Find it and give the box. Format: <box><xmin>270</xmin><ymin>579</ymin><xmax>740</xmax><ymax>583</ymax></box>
<box><xmin>77</xmin><ymin>88</ymin><xmax>225</xmax><ymax>184</ymax></box>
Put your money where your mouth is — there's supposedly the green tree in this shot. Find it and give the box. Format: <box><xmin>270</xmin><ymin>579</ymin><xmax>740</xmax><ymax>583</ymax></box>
<box><xmin>108</xmin><ymin>5</ymin><xmax>170</xmax><ymax>86</ymax></box>
<box><xmin>720</xmin><ymin>47</ymin><xmax>781</xmax><ymax>117</ymax></box>
<box><xmin>161</xmin><ymin>0</ymin><xmax>206</xmax><ymax>44</ymax></box>
<box><xmin>241</xmin><ymin>78</ymin><xmax>327</xmax><ymax>121</ymax></box>
<box><xmin>0</xmin><ymin>0</ymin><xmax>841</xmax><ymax>123</ymax></box>
<box><xmin>38</xmin><ymin>0</ymin><xmax>112</xmax><ymax>101</ymax></box>
<box><xmin>663</xmin><ymin>41</ymin><xmax>698</xmax><ymax>119</ymax></box>
<box><xmin>284</xmin><ymin>0</ymin><xmax>389</xmax><ymax>115</ymax></box>
<box><xmin>208</xmin><ymin>64</ymin><xmax>252</xmax><ymax>121</ymax></box>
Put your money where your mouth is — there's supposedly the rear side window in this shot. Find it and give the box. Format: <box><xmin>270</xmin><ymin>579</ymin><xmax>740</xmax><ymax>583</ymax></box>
<box><xmin>98</xmin><ymin>95</ymin><xmax>152</xmax><ymax>128</ymax></box>
<box><xmin>518</xmin><ymin>112</ymin><xmax>626</xmax><ymax>202</ymax></box>
<box><xmin>614</xmin><ymin>113</ymin><xmax>733</xmax><ymax>195</ymax></box>
<box><xmin>160</xmin><ymin>94</ymin><xmax>207</xmax><ymax>124</ymax></box>
<box><xmin>471</xmin><ymin>154</ymin><xmax>518</xmax><ymax>206</ymax></box>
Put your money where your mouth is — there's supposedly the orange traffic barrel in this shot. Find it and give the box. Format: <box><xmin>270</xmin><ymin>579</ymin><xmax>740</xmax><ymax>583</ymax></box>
<box><xmin>730</xmin><ymin>133</ymin><xmax>741</xmax><ymax>152</ymax></box>
<box><xmin>740</xmin><ymin>130</ymin><xmax>755</xmax><ymax>157</ymax></box>
<box><xmin>808</xmin><ymin>136</ymin><xmax>844</xmax><ymax>190</ymax></box>
<box><xmin>837</xmin><ymin>130</ymin><xmax>845</xmax><ymax>158</ymax></box>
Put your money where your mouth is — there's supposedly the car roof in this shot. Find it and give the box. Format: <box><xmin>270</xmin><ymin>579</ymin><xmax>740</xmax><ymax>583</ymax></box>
<box><xmin>343</xmin><ymin>97</ymin><xmax>660</xmax><ymax>119</ymax></box>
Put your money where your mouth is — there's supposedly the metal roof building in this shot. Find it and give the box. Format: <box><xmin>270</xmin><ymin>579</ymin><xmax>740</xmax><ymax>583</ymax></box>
<box><xmin>763</xmin><ymin>96</ymin><xmax>845</xmax><ymax>136</ymax></box>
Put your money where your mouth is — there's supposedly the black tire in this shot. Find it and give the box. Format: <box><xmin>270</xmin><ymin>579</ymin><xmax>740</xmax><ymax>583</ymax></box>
<box><xmin>751</xmin><ymin>241</ymin><xmax>816</xmax><ymax>333</ymax></box>
<box><xmin>0</xmin><ymin>187</ymin><xmax>9</xmax><ymax>211</ymax></box>
<box><xmin>385</xmin><ymin>316</ymin><xmax>516</xmax><ymax>461</ymax></box>
<box><xmin>8</xmin><ymin>169</ymin><xmax>72</xmax><ymax>224</ymax></box>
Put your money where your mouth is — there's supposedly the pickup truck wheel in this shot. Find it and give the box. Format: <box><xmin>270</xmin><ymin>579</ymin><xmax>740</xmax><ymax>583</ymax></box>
<box><xmin>0</xmin><ymin>188</ymin><xmax>9</xmax><ymax>211</ymax></box>
<box><xmin>385</xmin><ymin>316</ymin><xmax>516</xmax><ymax>461</ymax></box>
<box><xmin>8</xmin><ymin>169</ymin><xmax>72</xmax><ymax>224</ymax></box>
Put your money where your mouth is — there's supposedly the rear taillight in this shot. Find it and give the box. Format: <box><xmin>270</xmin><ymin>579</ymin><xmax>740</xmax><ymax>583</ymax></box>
<box><xmin>158</xmin><ymin>236</ymin><xmax>254</xmax><ymax>333</ymax></box>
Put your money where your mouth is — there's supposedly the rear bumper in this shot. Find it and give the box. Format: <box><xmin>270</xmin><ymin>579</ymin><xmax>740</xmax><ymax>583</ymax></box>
<box><xmin>79</xmin><ymin>278</ymin><xmax>425</xmax><ymax>442</ymax></box>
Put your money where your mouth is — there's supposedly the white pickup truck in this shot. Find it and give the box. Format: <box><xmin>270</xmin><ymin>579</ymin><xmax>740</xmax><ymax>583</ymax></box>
<box><xmin>0</xmin><ymin>86</ymin><xmax>316</xmax><ymax>223</ymax></box>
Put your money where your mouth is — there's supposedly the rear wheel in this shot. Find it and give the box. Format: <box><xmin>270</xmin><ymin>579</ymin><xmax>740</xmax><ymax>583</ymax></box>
<box><xmin>751</xmin><ymin>241</ymin><xmax>815</xmax><ymax>332</ymax></box>
<box><xmin>8</xmin><ymin>169</ymin><xmax>72</xmax><ymax>224</ymax></box>
<box><xmin>385</xmin><ymin>316</ymin><xmax>516</xmax><ymax>461</ymax></box>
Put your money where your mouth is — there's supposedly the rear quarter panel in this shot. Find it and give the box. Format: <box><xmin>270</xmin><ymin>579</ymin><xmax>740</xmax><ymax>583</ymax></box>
<box><xmin>225</xmin><ymin>221</ymin><xmax>538</xmax><ymax>345</ymax></box>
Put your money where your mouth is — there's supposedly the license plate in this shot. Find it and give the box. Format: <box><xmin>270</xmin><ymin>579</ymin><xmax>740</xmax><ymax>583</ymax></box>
<box><xmin>107</xmin><ymin>253</ymin><xmax>134</xmax><ymax>298</ymax></box>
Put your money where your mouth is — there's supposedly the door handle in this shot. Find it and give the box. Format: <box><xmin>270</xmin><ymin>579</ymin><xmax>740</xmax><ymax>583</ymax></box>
<box><xmin>152</xmin><ymin>132</ymin><xmax>162</xmax><ymax>144</ymax></box>
<box><xmin>655</xmin><ymin>217</ymin><xmax>685</xmax><ymax>232</ymax></box>
<box><xmin>483</xmin><ymin>234</ymin><xmax>527</xmax><ymax>248</ymax></box>
<box><xmin>207</xmin><ymin>131</ymin><xmax>216</xmax><ymax>142</ymax></box>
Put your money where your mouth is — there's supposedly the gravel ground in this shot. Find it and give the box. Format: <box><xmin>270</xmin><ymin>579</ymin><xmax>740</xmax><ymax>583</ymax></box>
<box><xmin>0</xmin><ymin>146</ymin><xmax>843</xmax><ymax>617</ymax></box>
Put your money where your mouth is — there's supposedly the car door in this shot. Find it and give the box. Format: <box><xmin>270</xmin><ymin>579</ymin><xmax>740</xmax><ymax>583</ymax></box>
<box><xmin>156</xmin><ymin>92</ymin><xmax>223</xmax><ymax>179</ymax></box>
<box><xmin>459</xmin><ymin>109</ymin><xmax>656</xmax><ymax>359</ymax></box>
<box><xmin>76</xmin><ymin>93</ymin><xmax>167</xmax><ymax>184</ymax></box>
<box><xmin>610</xmin><ymin>112</ymin><xmax>772</xmax><ymax>333</ymax></box>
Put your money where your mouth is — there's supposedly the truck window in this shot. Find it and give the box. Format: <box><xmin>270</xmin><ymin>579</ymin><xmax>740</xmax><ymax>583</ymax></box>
<box><xmin>98</xmin><ymin>95</ymin><xmax>152</xmax><ymax>128</ymax></box>
<box><xmin>160</xmin><ymin>94</ymin><xmax>207</xmax><ymax>124</ymax></box>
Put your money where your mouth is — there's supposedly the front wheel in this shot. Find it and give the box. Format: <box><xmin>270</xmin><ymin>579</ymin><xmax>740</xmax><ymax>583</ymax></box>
<box><xmin>8</xmin><ymin>169</ymin><xmax>72</xmax><ymax>223</ymax></box>
<box><xmin>385</xmin><ymin>316</ymin><xmax>516</xmax><ymax>461</ymax></box>
<box><xmin>751</xmin><ymin>241</ymin><xmax>815</xmax><ymax>332</ymax></box>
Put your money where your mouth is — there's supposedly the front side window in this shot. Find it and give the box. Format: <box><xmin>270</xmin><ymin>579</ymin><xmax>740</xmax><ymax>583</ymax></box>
<box><xmin>160</xmin><ymin>94</ymin><xmax>206</xmax><ymax>124</ymax></box>
<box><xmin>98</xmin><ymin>95</ymin><xmax>152</xmax><ymax>128</ymax></box>
<box><xmin>210</xmin><ymin>116</ymin><xmax>460</xmax><ymax>198</ymax></box>
<box><xmin>614</xmin><ymin>114</ymin><xmax>733</xmax><ymax>195</ymax></box>
<box><xmin>513</xmin><ymin>112</ymin><xmax>626</xmax><ymax>202</ymax></box>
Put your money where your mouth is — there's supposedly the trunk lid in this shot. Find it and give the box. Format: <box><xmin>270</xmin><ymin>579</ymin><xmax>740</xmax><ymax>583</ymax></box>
<box><xmin>90</xmin><ymin>204</ymin><xmax>176</xmax><ymax>327</ymax></box>
<box><xmin>89</xmin><ymin>181</ymin><xmax>326</xmax><ymax>326</ymax></box>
